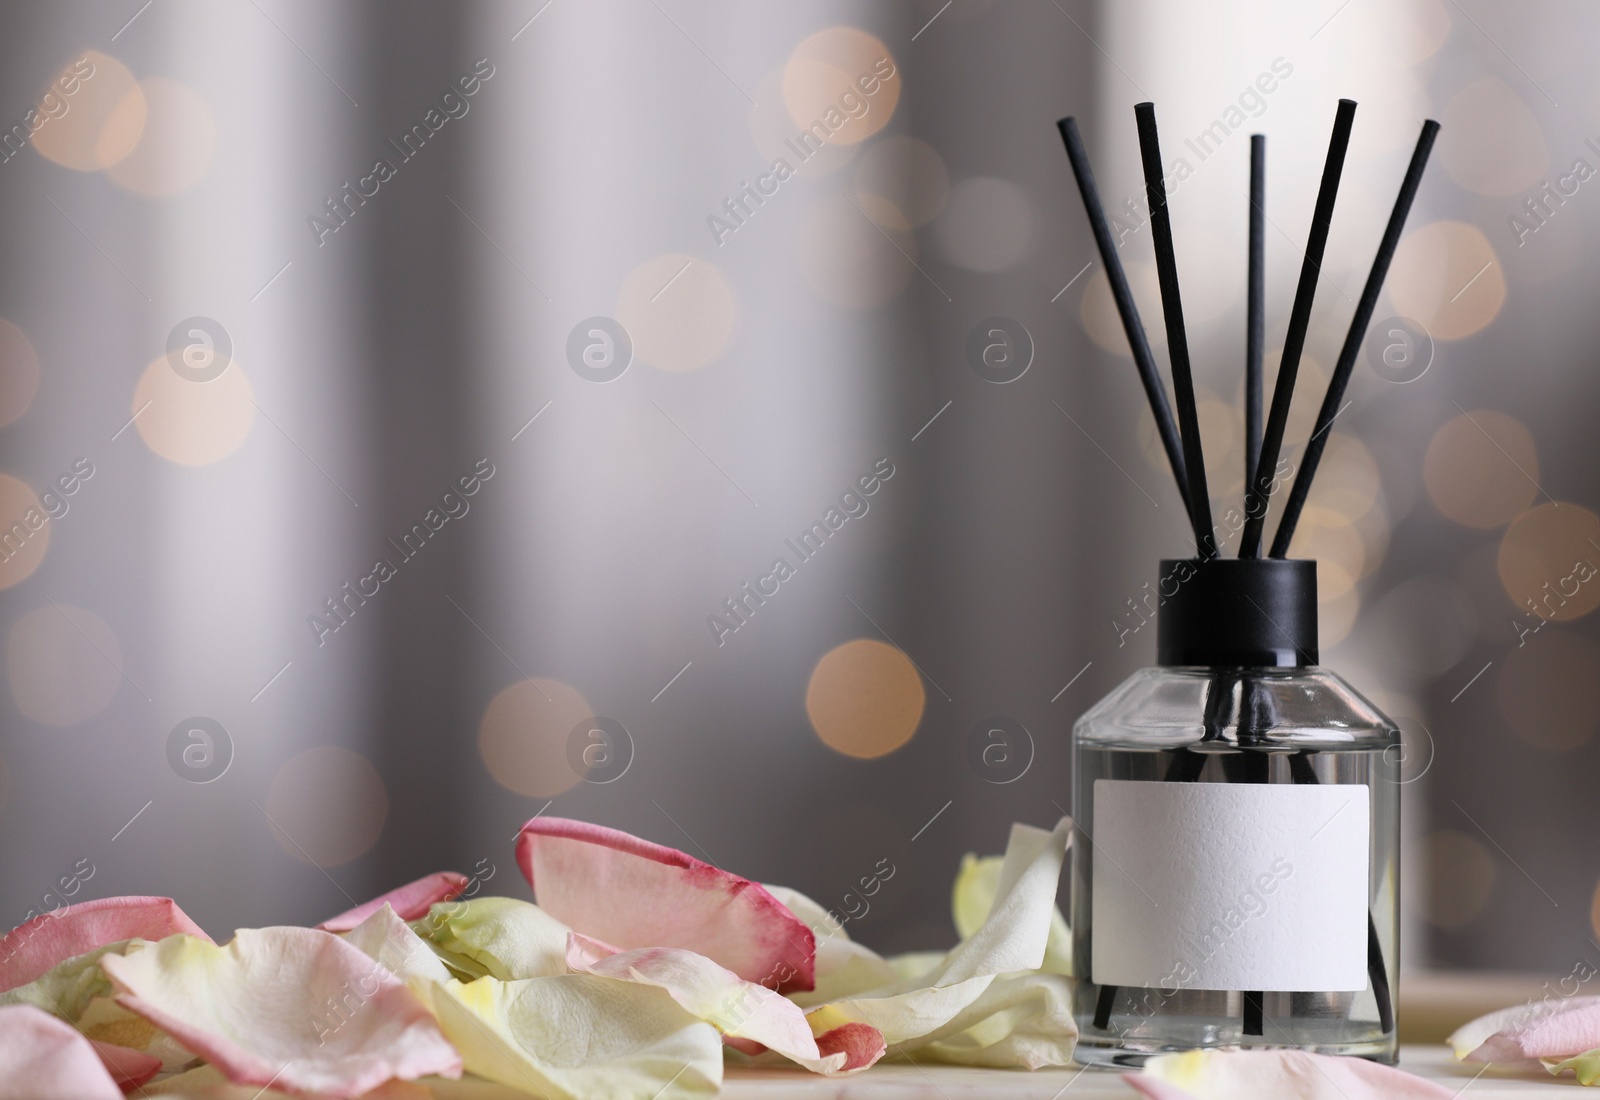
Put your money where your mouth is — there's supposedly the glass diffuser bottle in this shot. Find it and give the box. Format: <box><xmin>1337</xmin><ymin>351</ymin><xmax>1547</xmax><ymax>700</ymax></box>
<box><xmin>1069</xmin><ymin>558</ymin><xmax>1400</xmax><ymax>1067</ymax></box>
<box><xmin>1054</xmin><ymin>94</ymin><xmax>1437</xmax><ymax>1069</ymax></box>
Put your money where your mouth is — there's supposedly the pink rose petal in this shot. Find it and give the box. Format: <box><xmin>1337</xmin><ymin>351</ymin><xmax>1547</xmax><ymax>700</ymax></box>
<box><xmin>0</xmin><ymin>896</ymin><xmax>209</xmax><ymax>993</ymax></box>
<box><xmin>88</xmin><ymin>1040</ymin><xmax>162</xmax><ymax>1091</ymax></box>
<box><xmin>566</xmin><ymin>932</ymin><xmax>883</xmax><ymax>1076</ymax></box>
<box><xmin>517</xmin><ymin>816</ymin><xmax>814</xmax><ymax>993</ymax></box>
<box><xmin>1123</xmin><ymin>1076</ymin><xmax>1193</xmax><ymax>1100</ymax></box>
<box><xmin>815</xmin><ymin>1022</ymin><xmax>889</xmax><ymax>1072</ymax></box>
<box><xmin>102</xmin><ymin>928</ymin><xmax>461</xmax><ymax>1098</ymax></box>
<box><xmin>1451</xmin><ymin>995</ymin><xmax>1600</xmax><ymax>1062</ymax></box>
<box><xmin>1129</xmin><ymin>1049</ymin><xmax>1454</xmax><ymax>1099</ymax></box>
<box><xmin>317</xmin><ymin>871</ymin><xmax>470</xmax><ymax>932</ymax></box>
<box><xmin>0</xmin><ymin>1005</ymin><xmax>123</xmax><ymax>1100</ymax></box>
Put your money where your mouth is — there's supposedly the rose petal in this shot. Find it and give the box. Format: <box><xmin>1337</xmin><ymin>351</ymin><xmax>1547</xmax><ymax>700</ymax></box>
<box><xmin>3</xmin><ymin>950</ymin><xmax>198</xmax><ymax>1076</ymax></box>
<box><xmin>567</xmin><ymin>932</ymin><xmax>885</xmax><ymax>1076</ymax></box>
<box><xmin>799</xmin><ymin>818</ymin><xmax>1074</xmax><ymax>1063</ymax></box>
<box><xmin>516</xmin><ymin>816</ymin><xmax>814</xmax><ymax>994</ymax></box>
<box><xmin>952</xmin><ymin>851</ymin><xmax>1072</xmax><ymax>976</ymax></box>
<box><xmin>317</xmin><ymin>872</ymin><xmax>469</xmax><ymax>932</ymax></box>
<box><xmin>901</xmin><ymin>971</ymin><xmax>1074</xmax><ymax>1070</ymax></box>
<box><xmin>412</xmin><ymin>896</ymin><xmax>570</xmax><ymax>981</ymax></box>
<box><xmin>1129</xmin><ymin>1049</ymin><xmax>1454</xmax><ymax>1099</ymax></box>
<box><xmin>420</xmin><ymin>972</ymin><xmax>723</xmax><ymax>1099</ymax></box>
<box><xmin>341</xmin><ymin>904</ymin><xmax>453</xmax><ymax>986</ymax></box>
<box><xmin>1546</xmin><ymin>1047</ymin><xmax>1600</xmax><ymax>1085</ymax></box>
<box><xmin>1450</xmin><ymin>994</ymin><xmax>1600</xmax><ymax>1062</ymax></box>
<box><xmin>0</xmin><ymin>897</ymin><xmax>208</xmax><ymax>993</ymax></box>
<box><xmin>760</xmin><ymin>884</ymin><xmax>897</xmax><ymax>1009</ymax></box>
<box><xmin>0</xmin><ymin>941</ymin><xmax>123</xmax><ymax>1023</ymax></box>
<box><xmin>101</xmin><ymin>929</ymin><xmax>460</xmax><ymax>1098</ymax></box>
<box><xmin>88</xmin><ymin>1039</ymin><xmax>162</xmax><ymax>1091</ymax></box>
<box><xmin>0</xmin><ymin>1004</ymin><xmax>123</xmax><ymax>1100</ymax></box>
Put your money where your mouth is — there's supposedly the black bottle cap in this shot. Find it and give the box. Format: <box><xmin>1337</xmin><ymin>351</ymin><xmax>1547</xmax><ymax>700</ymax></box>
<box><xmin>1156</xmin><ymin>557</ymin><xmax>1318</xmax><ymax>668</ymax></box>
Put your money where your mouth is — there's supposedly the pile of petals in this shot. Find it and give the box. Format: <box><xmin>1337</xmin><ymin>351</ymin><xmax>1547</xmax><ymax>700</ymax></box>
<box><xmin>0</xmin><ymin>815</ymin><xmax>1074</xmax><ymax>1098</ymax></box>
<box><xmin>1127</xmin><ymin>1049</ymin><xmax>1454</xmax><ymax>1098</ymax></box>
<box><xmin>1451</xmin><ymin>993</ymin><xmax>1600</xmax><ymax>1084</ymax></box>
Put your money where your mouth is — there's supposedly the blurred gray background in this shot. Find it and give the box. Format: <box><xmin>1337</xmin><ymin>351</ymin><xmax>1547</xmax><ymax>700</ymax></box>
<box><xmin>0</xmin><ymin>0</ymin><xmax>1594</xmax><ymax>981</ymax></box>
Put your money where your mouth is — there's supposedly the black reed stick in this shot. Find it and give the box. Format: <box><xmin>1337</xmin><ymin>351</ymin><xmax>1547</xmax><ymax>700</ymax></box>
<box><xmin>1269</xmin><ymin>119</ymin><xmax>1441</xmax><ymax>558</ymax></box>
<box><xmin>1231</xmin><ymin>673</ymin><xmax>1271</xmax><ymax>1035</ymax></box>
<box><xmin>1246</xmin><ymin>135</ymin><xmax>1265</xmax><ymax>505</ymax></box>
<box><xmin>1238</xmin><ymin>100</ymin><xmax>1357</xmax><ymax>558</ymax></box>
<box><xmin>1057</xmin><ymin>117</ymin><xmax>1192</xmax><ymax>519</ymax></box>
<box><xmin>1134</xmin><ymin>102</ymin><xmax>1213</xmax><ymax>558</ymax></box>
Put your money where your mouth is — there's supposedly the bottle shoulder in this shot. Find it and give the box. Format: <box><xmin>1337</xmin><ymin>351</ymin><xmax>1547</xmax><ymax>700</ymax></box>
<box><xmin>1073</xmin><ymin>665</ymin><xmax>1399</xmax><ymax>749</ymax></box>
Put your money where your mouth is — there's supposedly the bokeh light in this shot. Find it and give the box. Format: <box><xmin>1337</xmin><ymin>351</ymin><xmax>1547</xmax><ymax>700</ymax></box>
<box><xmin>7</xmin><ymin>604</ymin><xmax>122</xmax><ymax>726</ymax></box>
<box><xmin>1497</xmin><ymin>630</ymin><xmax>1600</xmax><ymax>752</ymax></box>
<box><xmin>1387</xmin><ymin>220</ymin><xmax>1506</xmax><ymax>341</ymax></box>
<box><xmin>749</xmin><ymin>69</ymin><xmax>855</xmax><ymax>179</ymax></box>
<box><xmin>132</xmin><ymin>356</ymin><xmax>255</xmax><ymax>466</ymax></box>
<box><xmin>806</xmin><ymin>638</ymin><xmax>925</xmax><ymax>759</ymax></box>
<box><xmin>1498</xmin><ymin>503</ymin><xmax>1600</xmax><ymax>622</ymax></box>
<box><xmin>1319</xmin><ymin>585</ymin><xmax>1361</xmax><ymax>648</ymax></box>
<box><xmin>477</xmin><ymin>677</ymin><xmax>592</xmax><ymax>798</ymax></box>
<box><xmin>852</xmin><ymin>135</ymin><xmax>949</xmax><ymax>231</ymax></box>
<box><xmin>799</xmin><ymin>194</ymin><xmax>915</xmax><ymax>309</ymax></box>
<box><xmin>1421</xmin><ymin>829</ymin><xmax>1496</xmax><ymax>930</ymax></box>
<box><xmin>0</xmin><ymin>474</ymin><xmax>49</xmax><ymax>590</ymax></box>
<box><xmin>1394</xmin><ymin>0</ymin><xmax>1451</xmax><ymax>65</ymax></box>
<box><xmin>1309</xmin><ymin>434</ymin><xmax>1382</xmax><ymax>522</ymax></box>
<box><xmin>1424</xmin><ymin>410</ymin><xmax>1538</xmax><ymax>528</ymax></box>
<box><xmin>615</xmin><ymin>255</ymin><xmax>735</xmax><ymax>372</ymax></box>
<box><xmin>107</xmin><ymin>77</ymin><xmax>216</xmax><ymax>197</ymax></box>
<box><xmin>782</xmin><ymin>27</ymin><xmax>899</xmax><ymax>147</ymax></box>
<box><xmin>264</xmin><ymin>747</ymin><xmax>389</xmax><ymax>867</ymax></box>
<box><xmin>1440</xmin><ymin>78</ymin><xmax>1549</xmax><ymax>197</ymax></box>
<box><xmin>1284</xmin><ymin>506</ymin><xmax>1365</xmax><ymax>601</ymax></box>
<box><xmin>31</xmin><ymin>50</ymin><xmax>145</xmax><ymax>171</ymax></box>
<box><xmin>0</xmin><ymin>320</ymin><xmax>39</xmax><ymax>429</ymax></box>
<box><xmin>934</xmin><ymin>177</ymin><xmax>1037</xmax><ymax>273</ymax></box>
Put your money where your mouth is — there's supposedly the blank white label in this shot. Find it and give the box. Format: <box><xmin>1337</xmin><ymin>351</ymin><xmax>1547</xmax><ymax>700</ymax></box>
<box><xmin>1091</xmin><ymin>779</ymin><xmax>1370</xmax><ymax>992</ymax></box>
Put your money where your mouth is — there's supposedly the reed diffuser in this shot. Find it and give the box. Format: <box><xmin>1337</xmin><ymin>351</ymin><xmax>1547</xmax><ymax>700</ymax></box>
<box><xmin>1057</xmin><ymin>101</ymin><xmax>1439</xmax><ymax>1067</ymax></box>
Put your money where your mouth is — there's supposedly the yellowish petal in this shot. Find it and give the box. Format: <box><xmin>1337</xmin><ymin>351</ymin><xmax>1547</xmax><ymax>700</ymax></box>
<box><xmin>423</xmin><ymin>973</ymin><xmax>722</xmax><ymax>1099</ymax></box>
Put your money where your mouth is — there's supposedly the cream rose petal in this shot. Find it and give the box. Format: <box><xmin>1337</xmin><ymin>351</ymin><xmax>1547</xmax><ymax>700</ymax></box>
<box><xmin>0</xmin><ymin>896</ymin><xmax>209</xmax><ymax>992</ymax></box>
<box><xmin>413</xmin><ymin>895</ymin><xmax>571</xmax><ymax>980</ymax></box>
<box><xmin>1450</xmin><ymin>994</ymin><xmax>1600</xmax><ymax>1062</ymax></box>
<box><xmin>516</xmin><ymin>817</ymin><xmax>814</xmax><ymax>993</ymax></box>
<box><xmin>341</xmin><ymin>903</ymin><xmax>453</xmax><ymax>986</ymax></box>
<box><xmin>1128</xmin><ymin>1049</ymin><xmax>1454</xmax><ymax>1099</ymax></box>
<box><xmin>953</xmin><ymin>852</ymin><xmax>1072</xmax><ymax>976</ymax></box>
<box><xmin>318</xmin><ymin>871</ymin><xmax>470</xmax><ymax>932</ymax></box>
<box><xmin>421</xmin><ymin>972</ymin><xmax>723</xmax><ymax>1099</ymax></box>
<box><xmin>567</xmin><ymin>932</ymin><xmax>885</xmax><ymax>1075</ymax></box>
<box><xmin>905</xmin><ymin>971</ymin><xmax>1074</xmax><ymax>1070</ymax></box>
<box><xmin>100</xmin><ymin>929</ymin><xmax>461</xmax><ymax>1098</ymax></box>
<box><xmin>1546</xmin><ymin>1047</ymin><xmax>1600</xmax><ymax>1084</ymax></box>
<box><xmin>800</xmin><ymin>818</ymin><xmax>1073</xmax><ymax>1061</ymax></box>
<box><xmin>0</xmin><ymin>1004</ymin><xmax>123</xmax><ymax>1100</ymax></box>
